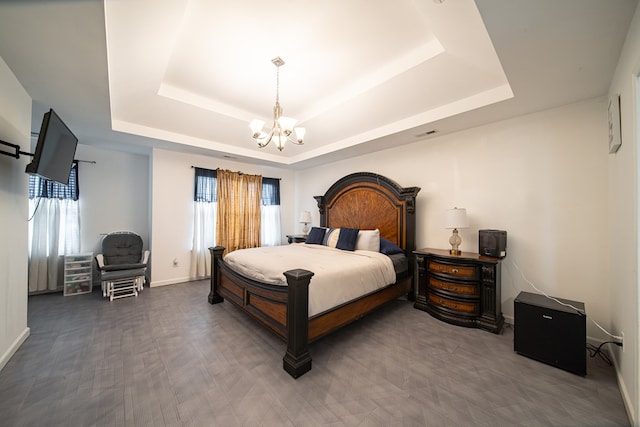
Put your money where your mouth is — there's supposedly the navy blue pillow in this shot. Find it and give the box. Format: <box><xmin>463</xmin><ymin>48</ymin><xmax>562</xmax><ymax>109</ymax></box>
<box><xmin>305</xmin><ymin>227</ymin><xmax>326</xmax><ymax>245</ymax></box>
<box><xmin>380</xmin><ymin>238</ymin><xmax>404</xmax><ymax>255</ymax></box>
<box><xmin>336</xmin><ymin>227</ymin><xmax>359</xmax><ymax>251</ymax></box>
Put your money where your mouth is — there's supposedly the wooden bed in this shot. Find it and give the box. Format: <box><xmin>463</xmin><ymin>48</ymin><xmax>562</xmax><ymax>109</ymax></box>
<box><xmin>208</xmin><ymin>172</ymin><xmax>420</xmax><ymax>378</ymax></box>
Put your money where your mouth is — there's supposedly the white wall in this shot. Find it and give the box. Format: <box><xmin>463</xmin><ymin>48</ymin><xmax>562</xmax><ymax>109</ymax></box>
<box><xmin>149</xmin><ymin>148</ymin><xmax>294</xmax><ymax>286</ymax></box>
<box><xmin>0</xmin><ymin>55</ymin><xmax>30</xmax><ymax>371</ymax></box>
<box><xmin>297</xmin><ymin>98</ymin><xmax>610</xmax><ymax>336</ymax></box>
<box><xmin>75</xmin><ymin>144</ymin><xmax>150</xmax><ymax>258</ymax></box>
<box><xmin>608</xmin><ymin>2</ymin><xmax>640</xmax><ymax>424</ymax></box>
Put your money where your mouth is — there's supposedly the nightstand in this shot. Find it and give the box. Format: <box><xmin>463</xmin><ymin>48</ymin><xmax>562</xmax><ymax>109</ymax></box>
<box><xmin>413</xmin><ymin>248</ymin><xmax>504</xmax><ymax>334</ymax></box>
<box><xmin>286</xmin><ymin>234</ymin><xmax>307</xmax><ymax>244</ymax></box>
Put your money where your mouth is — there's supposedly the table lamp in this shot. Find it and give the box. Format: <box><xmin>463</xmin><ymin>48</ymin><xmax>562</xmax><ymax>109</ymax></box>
<box><xmin>445</xmin><ymin>207</ymin><xmax>468</xmax><ymax>255</ymax></box>
<box><xmin>299</xmin><ymin>211</ymin><xmax>312</xmax><ymax>236</ymax></box>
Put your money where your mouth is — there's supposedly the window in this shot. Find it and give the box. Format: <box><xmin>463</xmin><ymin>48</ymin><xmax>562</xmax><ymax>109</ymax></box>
<box><xmin>28</xmin><ymin>164</ymin><xmax>81</xmax><ymax>293</ymax></box>
<box><xmin>261</xmin><ymin>177</ymin><xmax>281</xmax><ymax>247</ymax></box>
<box><xmin>190</xmin><ymin>168</ymin><xmax>282</xmax><ymax>278</ymax></box>
<box><xmin>190</xmin><ymin>168</ymin><xmax>218</xmax><ymax>278</ymax></box>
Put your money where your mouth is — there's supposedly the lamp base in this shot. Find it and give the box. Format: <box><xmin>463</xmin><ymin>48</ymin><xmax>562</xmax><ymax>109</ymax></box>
<box><xmin>449</xmin><ymin>228</ymin><xmax>462</xmax><ymax>256</ymax></box>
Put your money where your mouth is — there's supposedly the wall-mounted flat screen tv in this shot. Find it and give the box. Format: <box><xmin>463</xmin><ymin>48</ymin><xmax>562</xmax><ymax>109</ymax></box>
<box><xmin>25</xmin><ymin>109</ymin><xmax>78</xmax><ymax>185</ymax></box>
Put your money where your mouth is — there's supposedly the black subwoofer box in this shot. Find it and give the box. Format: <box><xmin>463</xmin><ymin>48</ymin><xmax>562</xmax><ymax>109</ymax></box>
<box><xmin>514</xmin><ymin>291</ymin><xmax>586</xmax><ymax>375</ymax></box>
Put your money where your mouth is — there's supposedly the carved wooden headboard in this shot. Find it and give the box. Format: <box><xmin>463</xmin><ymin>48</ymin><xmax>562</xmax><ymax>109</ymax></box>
<box><xmin>314</xmin><ymin>172</ymin><xmax>420</xmax><ymax>257</ymax></box>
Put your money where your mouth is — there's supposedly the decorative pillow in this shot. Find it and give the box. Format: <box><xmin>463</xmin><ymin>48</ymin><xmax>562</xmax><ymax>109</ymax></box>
<box><xmin>336</xmin><ymin>227</ymin><xmax>359</xmax><ymax>251</ymax></box>
<box><xmin>322</xmin><ymin>228</ymin><xmax>340</xmax><ymax>247</ymax></box>
<box><xmin>355</xmin><ymin>229</ymin><xmax>380</xmax><ymax>252</ymax></box>
<box><xmin>380</xmin><ymin>237</ymin><xmax>404</xmax><ymax>255</ymax></box>
<box><xmin>305</xmin><ymin>227</ymin><xmax>326</xmax><ymax>245</ymax></box>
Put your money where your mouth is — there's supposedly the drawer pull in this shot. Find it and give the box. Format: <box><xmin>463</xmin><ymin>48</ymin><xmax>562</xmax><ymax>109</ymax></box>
<box><xmin>452</xmin><ymin>268</ymin><xmax>459</xmax><ymax>273</ymax></box>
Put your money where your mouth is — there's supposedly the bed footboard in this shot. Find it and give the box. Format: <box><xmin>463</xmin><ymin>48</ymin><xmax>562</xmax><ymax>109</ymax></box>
<box><xmin>208</xmin><ymin>246</ymin><xmax>315</xmax><ymax>378</ymax></box>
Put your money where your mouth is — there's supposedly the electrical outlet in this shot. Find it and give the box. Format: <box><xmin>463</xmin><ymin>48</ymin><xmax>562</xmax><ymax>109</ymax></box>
<box><xmin>173</xmin><ymin>258</ymin><xmax>179</xmax><ymax>267</ymax></box>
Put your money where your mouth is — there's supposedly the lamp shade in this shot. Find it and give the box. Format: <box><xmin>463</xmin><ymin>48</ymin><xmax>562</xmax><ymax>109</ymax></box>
<box><xmin>278</xmin><ymin>116</ymin><xmax>297</xmax><ymax>134</ymax></box>
<box><xmin>445</xmin><ymin>208</ymin><xmax>468</xmax><ymax>229</ymax></box>
<box><xmin>249</xmin><ymin>119</ymin><xmax>265</xmax><ymax>137</ymax></box>
<box><xmin>294</xmin><ymin>127</ymin><xmax>306</xmax><ymax>143</ymax></box>
<box><xmin>299</xmin><ymin>211</ymin><xmax>312</xmax><ymax>224</ymax></box>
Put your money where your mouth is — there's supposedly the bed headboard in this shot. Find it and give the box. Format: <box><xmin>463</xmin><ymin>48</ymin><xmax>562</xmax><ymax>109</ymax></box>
<box><xmin>313</xmin><ymin>172</ymin><xmax>420</xmax><ymax>257</ymax></box>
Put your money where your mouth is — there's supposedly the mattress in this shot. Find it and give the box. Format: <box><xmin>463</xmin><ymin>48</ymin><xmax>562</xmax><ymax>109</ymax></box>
<box><xmin>224</xmin><ymin>243</ymin><xmax>399</xmax><ymax>316</ymax></box>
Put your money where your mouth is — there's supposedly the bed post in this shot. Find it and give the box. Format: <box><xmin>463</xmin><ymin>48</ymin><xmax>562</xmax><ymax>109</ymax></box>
<box><xmin>208</xmin><ymin>246</ymin><xmax>225</xmax><ymax>304</ymax></box>
<box><xmin>282</xmin><ymin>268</ymin><xmax>314</xmax><ymax>378</ymax></box>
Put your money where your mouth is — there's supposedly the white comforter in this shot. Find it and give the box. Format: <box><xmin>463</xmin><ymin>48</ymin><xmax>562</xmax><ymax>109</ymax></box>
<box><xmin>223</xmin><ymin>243</ymin><xmax>397</xmax><ymax>317</ymax></box>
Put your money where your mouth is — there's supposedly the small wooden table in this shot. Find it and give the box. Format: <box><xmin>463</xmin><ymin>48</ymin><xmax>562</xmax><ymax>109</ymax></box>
<box><xmin>286</xmin><ymin>234</ymin><xmax>307</xmax><ymax>244</ymax></box>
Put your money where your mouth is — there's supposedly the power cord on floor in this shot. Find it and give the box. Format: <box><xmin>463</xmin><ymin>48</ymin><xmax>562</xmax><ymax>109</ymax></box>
<box><xmin>587</xmin><ymin>341</ymin><xmax>622</xmax><ymax>366</ymax></box>
<box><xmin>512</xmin><ymin>261</ymin><xmax>624</xmax><ymax>342</ymax></box>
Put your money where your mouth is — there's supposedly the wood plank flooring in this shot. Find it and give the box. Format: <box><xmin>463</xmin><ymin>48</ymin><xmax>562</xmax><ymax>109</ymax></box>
<box><xmin>0</xmin><ymin>280</ymin><xmax>630</xmax><ymax>426</ymax></box>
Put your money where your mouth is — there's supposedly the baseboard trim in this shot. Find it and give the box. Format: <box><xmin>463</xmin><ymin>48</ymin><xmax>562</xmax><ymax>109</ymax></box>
<box><xmin>610</xmin><ymin>348</ymin><xmax>636</xmax><ymax>427</ymax></box>
<box><xmin>0</xmin><ymin>327</ymin><xmax>30</xmax><ymax>373</ymax></box>
<box><xmin>150</xmin><ymin>277</ymin><xmax>206</xmax><ymax>287</ymax></box>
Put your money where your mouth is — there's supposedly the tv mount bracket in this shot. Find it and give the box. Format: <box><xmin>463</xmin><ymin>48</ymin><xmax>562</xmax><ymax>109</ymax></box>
<box><xmin>0</xmin><ymin>139</ymin><xmax>33</xmax><ymax>159</ymax></box>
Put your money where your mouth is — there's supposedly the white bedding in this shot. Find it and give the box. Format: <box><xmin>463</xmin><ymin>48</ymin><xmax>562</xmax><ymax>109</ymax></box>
<box><xmin>223</xmin><ymin>243</ymin><xmax>397</xmax><ymax>317</ymax></box>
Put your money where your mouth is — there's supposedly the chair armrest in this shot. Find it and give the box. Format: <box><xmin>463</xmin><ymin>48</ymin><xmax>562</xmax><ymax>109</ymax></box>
<box><xmin>101</xmin><ymin>263</ymin><xmax>147</xmax><ymax>272</ymax></box>
<box><xmin>95</xmin><ymin>251</ymin><xmax>150</xmax><ymax>272</ymax></box>
<box><xmin>95</xmin><ymin>254</ymin><xmax>105</xmax><ymax>269</ymax></box>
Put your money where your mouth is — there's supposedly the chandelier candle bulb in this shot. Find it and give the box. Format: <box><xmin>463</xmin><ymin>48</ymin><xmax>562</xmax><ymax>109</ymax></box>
<box><xmin>250</xmin><ymin>120</ymin><xmax>266</xmax><ymax>138</ymax></box>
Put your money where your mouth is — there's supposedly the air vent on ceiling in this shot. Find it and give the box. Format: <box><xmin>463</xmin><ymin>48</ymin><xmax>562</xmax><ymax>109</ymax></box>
<box><xmin>414</xmin><ymin>130</ymin><xmax>438</xmax><ymax>138</ymax></box>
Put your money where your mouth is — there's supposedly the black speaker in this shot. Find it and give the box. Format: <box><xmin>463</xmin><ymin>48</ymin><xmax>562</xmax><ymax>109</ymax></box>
<box><xmin>514</xmin><ymin>291</ymin><xmax>586</xmax><ymax>375</ymax></box>
<box><xmin>479</xmin><ymin>229</ymin><xmax>507</xmax><ymax>258</ymax></box>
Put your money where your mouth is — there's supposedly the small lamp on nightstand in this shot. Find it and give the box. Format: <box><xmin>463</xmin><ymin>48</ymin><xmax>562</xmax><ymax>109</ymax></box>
<box><xmin>299</xmin><ymin>211</ymin><xmax>312</xmax><ymax>236</ymax></box>
<box><xmin>445</xmin><ymin>207</ymin><xmax>468</xmax><ymax>255</ymax></box>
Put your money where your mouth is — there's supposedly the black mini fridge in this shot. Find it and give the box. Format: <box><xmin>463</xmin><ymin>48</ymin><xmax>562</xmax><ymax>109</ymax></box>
<box><xmin>514</xmin><ymin>291</ymin><xmax>586</xmax><ymax>375</ymax></box>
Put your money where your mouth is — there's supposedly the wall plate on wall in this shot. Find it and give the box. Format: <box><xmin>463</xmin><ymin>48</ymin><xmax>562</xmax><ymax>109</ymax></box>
<box><xmin>608</xmin><ymin>94</ymin><xmax>621</xmax><ymax>154</ymax></box>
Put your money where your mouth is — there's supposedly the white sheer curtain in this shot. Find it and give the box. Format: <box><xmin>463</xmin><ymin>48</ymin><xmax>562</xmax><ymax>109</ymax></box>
<box><xmin>190</xmin><ymin>202</ymin><xmax>280</xmax><ymax>276</ymax></box>
<box><xmin>189</xmin><ymin>201</ymin><xmax>217</xmax><ymax>279</ymax></box>
<box><xmin>261</xmin><ymin>205</ymin><xmax>281</xmax><ymax>246</ymax></box>
<box><xmin>28</xmin><ymin>198</ymin><xmax>80</xmax><ymax>292</ymax></box>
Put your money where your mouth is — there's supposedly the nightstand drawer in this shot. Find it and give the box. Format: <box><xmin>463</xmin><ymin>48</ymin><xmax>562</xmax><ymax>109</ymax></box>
<box><xmin>428</xmin><ymin>293</ymin><xmax>479</xmax><ymax>315</ymax></box>
<box><xmin>429</xmin><ymin>277</ymin><xmax>479</xmax><ymax>297</ymax></box>
<box><xmin>428</xmin><ymin>260</ymin><xmax>478</xmax><ymax>279</ymax></box>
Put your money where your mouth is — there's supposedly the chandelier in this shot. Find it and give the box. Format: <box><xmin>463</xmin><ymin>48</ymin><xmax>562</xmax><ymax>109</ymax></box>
<box><xmin>249</xmin><ymin>57</ymin><xmax>305</xmax><ymax>151</ymax></box>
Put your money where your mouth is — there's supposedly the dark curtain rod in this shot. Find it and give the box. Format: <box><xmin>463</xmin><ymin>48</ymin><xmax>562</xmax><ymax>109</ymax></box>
<box><xmin>190</xmin><ymin>165</ymin><xmax>280</xmax><ymax>180</ymax></box>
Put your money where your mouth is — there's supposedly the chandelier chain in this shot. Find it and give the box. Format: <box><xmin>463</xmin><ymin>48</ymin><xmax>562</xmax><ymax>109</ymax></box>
<box><xmin>275</xmin><ymin>63</ymin><xmax>280</xmax><ymax>105</ymax></box>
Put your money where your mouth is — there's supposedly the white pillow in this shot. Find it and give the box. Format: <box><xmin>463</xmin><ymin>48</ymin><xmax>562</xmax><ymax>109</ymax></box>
<box><xmin>356</xmin><ymin>229</ymin><xmax>380</xmax><ymax>252</ymax></box>
<box><xmin>323</xmin><ymin>228</ymin><xmax>341</xmax><ymax>248</ymax></box>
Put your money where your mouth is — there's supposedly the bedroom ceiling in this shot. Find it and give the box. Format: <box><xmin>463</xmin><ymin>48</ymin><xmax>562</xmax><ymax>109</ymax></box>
<box><xmin>0</xmin><ymin>0</ymin><xmax>637</xmax><ymax>168</ymax></box>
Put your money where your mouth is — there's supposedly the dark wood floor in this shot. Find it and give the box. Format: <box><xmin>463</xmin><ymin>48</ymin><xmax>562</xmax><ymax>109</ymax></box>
<box><xmin>0</xmin><ymin>280</ymin><xmax>630</xmax><ymax>426</ymax></box>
